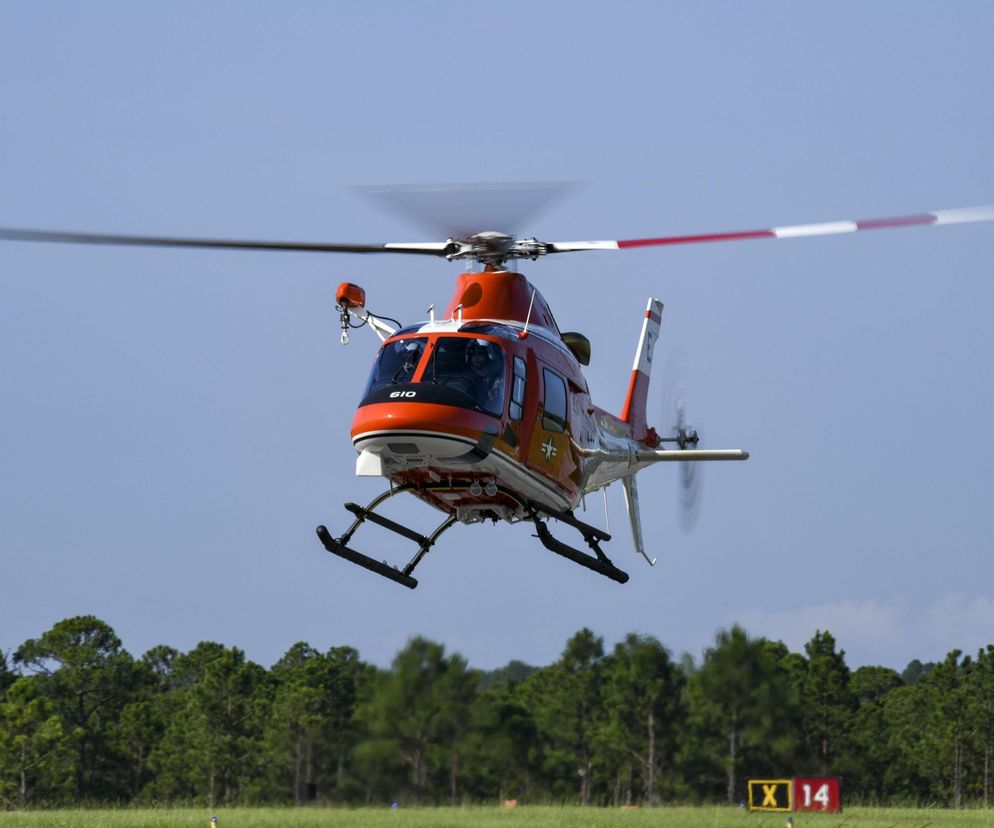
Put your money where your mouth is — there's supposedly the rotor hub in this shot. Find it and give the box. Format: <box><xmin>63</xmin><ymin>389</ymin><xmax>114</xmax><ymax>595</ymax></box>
<box><xmin>445</xmin><ymin>232</ymin><xmax>551</xmax><ymax>266</ymax></box>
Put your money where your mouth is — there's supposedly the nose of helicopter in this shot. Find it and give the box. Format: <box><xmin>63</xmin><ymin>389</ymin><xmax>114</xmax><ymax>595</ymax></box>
<box><xmin>351</xmin><ymin>396</ymin><xmax>499</xmax><ymax>463</ymax></box>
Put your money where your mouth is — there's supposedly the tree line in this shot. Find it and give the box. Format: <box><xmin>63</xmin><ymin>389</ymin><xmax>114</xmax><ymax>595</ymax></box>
<box><xmin>1</xmin><ymin>615</ymin><xmax>992</xmax><ymax>809</ymax></box>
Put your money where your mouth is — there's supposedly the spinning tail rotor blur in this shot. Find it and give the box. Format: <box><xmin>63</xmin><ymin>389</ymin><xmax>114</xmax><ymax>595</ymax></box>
<box><xmin>659</xmin><ymin>346</ymin><xmax>705</xmax><ymax>534</ymax></box>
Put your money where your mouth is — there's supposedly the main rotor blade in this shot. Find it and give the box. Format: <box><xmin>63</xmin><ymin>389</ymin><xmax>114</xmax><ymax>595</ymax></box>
<box><xmin>549</xmin><ymin>204</ymin><xmax>994</xmax><ymax>252</ymax></box>
<box><xmin>0</xmin><ymin>227</ymin><xmax>451</xmax><ymax>256</ymax></box>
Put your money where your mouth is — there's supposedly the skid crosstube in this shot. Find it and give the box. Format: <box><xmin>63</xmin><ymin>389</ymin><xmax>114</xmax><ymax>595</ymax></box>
<box><xmin>316</xmin><ymin>484</ymin><xmax>457</xmax><ymax>590</ymax></box>
<box><xmin>527</xmin><ymin>501</ymin><xmax>630</xmax><ymax>584</ymax></box>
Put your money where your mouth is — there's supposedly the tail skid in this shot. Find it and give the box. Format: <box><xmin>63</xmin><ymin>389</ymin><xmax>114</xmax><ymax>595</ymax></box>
<box><xmin>622</xmin><ymin>474</ymin><xmax>656</xmax><ymax>566</ymax></box>
<box><xmin>618</xmin><ymin>450</ymin><xmax>747</xmax><ymax>568</ymax></box>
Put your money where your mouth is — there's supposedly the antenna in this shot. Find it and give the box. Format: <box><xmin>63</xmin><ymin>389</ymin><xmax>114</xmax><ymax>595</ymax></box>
<box><xmin>519</xmin><ymin>286</ymin><xmax>537</xmax><ymax>339</ymax></box>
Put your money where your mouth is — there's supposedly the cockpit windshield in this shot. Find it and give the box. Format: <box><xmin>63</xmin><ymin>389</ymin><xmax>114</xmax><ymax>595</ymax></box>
<box><xmin>363</xmin><ymin>337</ymin><xmax>427</xmax><ymax>397</ymax></box>
<box><xmin>423</xmin><ymin>337</ymin><xmax>506</xmax><ymax>417</ymax></box>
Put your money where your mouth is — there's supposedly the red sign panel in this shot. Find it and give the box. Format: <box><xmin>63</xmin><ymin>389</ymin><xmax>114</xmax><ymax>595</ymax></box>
<box><xmin>793</xmin><ymin>777</ymin><xmax>841</xmax><ymax>812</ymax></box>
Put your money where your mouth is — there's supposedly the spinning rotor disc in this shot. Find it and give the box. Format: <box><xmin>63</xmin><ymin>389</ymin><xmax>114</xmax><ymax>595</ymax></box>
<box><xmin>2</xmin><ymin>195</ymin><xmax>992</xmax><ymax>267</ymax></box>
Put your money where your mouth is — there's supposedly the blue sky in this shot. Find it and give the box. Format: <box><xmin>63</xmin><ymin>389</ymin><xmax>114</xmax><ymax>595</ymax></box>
<box><xmin>2</xmin><ymin>1</ymin><xmax>993</xmax><ymax>672</ymax></box>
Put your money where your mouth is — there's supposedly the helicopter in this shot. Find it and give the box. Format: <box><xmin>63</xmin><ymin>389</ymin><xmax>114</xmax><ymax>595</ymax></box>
<box><xmin>2</xmin><ymin>194</ymin><xmax>993</xmax><ymax>588</ymax></box>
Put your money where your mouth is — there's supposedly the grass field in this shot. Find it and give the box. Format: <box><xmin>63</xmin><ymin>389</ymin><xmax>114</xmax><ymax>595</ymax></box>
<box><xmin>1</xmin><ymin>806</ymin><xmax>992</xmax><ymax>828</ymax></box>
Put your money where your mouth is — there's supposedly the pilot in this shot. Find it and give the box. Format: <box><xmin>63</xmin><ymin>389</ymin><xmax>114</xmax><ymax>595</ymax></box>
<box><xmin>466</xmin><ymin>339</ymin><xmax>504</xmax><ymax>412</ymax></box>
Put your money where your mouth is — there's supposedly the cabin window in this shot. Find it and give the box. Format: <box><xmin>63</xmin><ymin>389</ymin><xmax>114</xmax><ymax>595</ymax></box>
<box><xmin>363</xmin><ymin>337</ymin><xmax>427</xmax><ymax>397</ymax></box>
<box><xmin>510</xmin><ymin>356</ymin><xmax>526</xmax><ymax>420</ymax></box>
<box><xmin>422</xmin><ymin>337</ymin><xmax>506</xmax><ymax>417</ymax></box>
<box><xmin>542</xmin><ymin>368</ymin><xmax>567</xmax><ymax>432</ymax></box>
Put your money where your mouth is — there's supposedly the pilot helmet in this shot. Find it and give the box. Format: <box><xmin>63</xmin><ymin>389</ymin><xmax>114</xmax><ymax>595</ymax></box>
<box><xmin>465</xmin><ymin>338</ymin><xmax>497</xmax><ymax>364</ymax></box>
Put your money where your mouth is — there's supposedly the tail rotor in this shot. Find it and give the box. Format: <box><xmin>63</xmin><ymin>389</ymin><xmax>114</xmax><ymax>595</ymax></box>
<box><xmin>659</xmin><ymin>347</ymin><xmax>705</xmax><ymax>533</ymax></box>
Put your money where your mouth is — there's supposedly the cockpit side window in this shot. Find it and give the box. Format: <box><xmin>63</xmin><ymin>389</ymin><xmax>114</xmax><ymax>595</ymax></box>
<box><xmin>363</xmin><ymin>337</ymin><xmax>427</xmax><ymax>397</ymax></box>
<box><xmin>542</xmin><ymin>368</ymin><xmax>567</xmax><ymax>432</ymax></box>
<box><xmin>422</xmin><ymin>337</ymin><xmax>506</xmax><ymax>417</ymax></box>
<box><xmin>510</xmin><ymin>356</ymin><xmax>526</xmax><ymax>421</ymax></box>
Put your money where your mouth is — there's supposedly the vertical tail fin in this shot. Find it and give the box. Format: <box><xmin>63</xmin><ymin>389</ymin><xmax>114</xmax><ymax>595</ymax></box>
<box><xmin>620</xmin><ymin>298</ymin><xmax>664</xmax><ymax>441</ymax></box>
<box><xmin>622</xmin><ymin>474</ymin><xmax>656</xmax><ymax>566</ymax></box>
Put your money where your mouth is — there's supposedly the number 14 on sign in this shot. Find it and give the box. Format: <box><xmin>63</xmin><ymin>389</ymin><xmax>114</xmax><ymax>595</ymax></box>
<box><xmin>795</xmin><ymin>777</ymin><xmax>840</xmax><ymax>812</ymax></box>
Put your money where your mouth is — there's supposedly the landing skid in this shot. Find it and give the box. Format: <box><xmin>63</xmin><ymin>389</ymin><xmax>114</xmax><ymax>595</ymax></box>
<box><xmin>316</xmin><ymin>484</ymin><xmax>457</xmax><ymax>590</ymax></box>
<box><xmin>317</xmin><ymin>485</ymin><xmax>629</xmax><ymax>587</ymax></box>
<box><xmin>526</xmin><ymin>501</ymin><xmax>630</xmax><ymax>584</ymax></box>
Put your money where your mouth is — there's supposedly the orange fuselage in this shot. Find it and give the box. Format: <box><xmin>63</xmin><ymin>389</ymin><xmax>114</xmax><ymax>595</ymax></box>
<box><xmin>349</xmin><ymin>270</ymin><xmax>635</xmax><ymax>522</ymax></box>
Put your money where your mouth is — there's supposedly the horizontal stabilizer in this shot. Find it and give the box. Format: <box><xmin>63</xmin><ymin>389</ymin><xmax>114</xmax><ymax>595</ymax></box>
<box><xmin>637</xmin><ymin>448</ymin><xmax>749</xmax><ymax>462</ymax></box>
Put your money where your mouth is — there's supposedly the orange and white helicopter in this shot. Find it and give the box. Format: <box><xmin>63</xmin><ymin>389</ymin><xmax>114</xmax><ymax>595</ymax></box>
<box><xmin>3</xmin><ymin>192</ymin><xmax>993</xmax><ymax>588</ymax></box>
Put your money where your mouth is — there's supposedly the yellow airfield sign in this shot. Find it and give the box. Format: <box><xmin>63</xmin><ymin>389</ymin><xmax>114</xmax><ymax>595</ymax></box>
<box><xmin>748</xmin><ymin>778</ymin><xmax>792</xmax><ymax>811</ymax></box>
